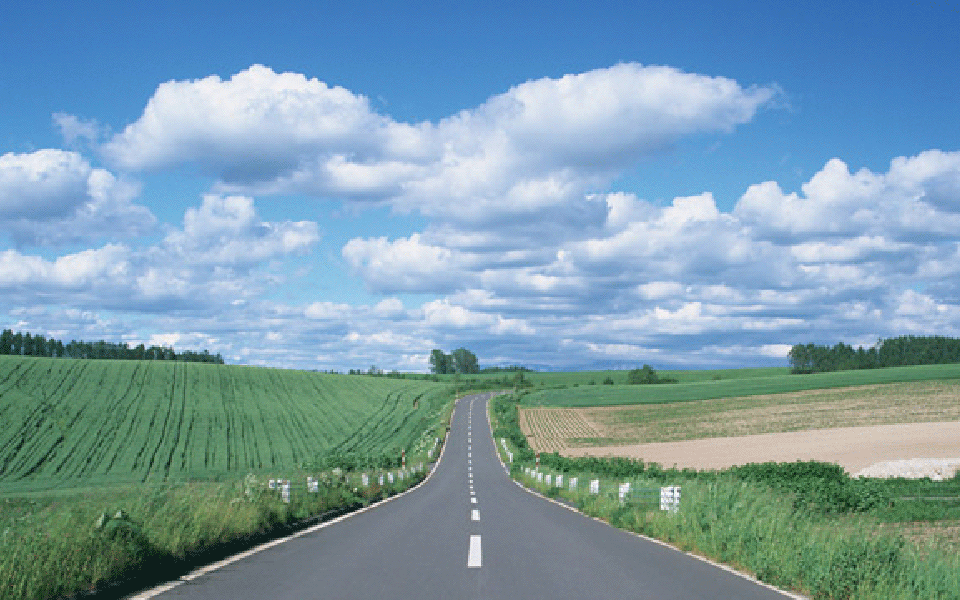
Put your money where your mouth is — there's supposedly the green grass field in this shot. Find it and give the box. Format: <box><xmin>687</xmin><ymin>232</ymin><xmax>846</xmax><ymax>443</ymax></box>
<box><xmin>518</xmin><ymin>363</ymin><xmax>960</xmax><ymax>407</ymax></box>
<box><xmin>0</xmin><ymin>356</ymin><xmax>453</xmax><ymax>495</ymax></box>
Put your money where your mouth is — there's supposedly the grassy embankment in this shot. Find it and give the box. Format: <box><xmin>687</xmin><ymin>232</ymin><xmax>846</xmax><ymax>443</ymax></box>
<box><xmin>0</xmin><ymin>356</ymin><xmax>456</xmax><ymax>600</ymax></box>
<box><xmin>491</xmin><ymin>365</ymin><xmax>960</xmax><ymax>599</ymax></box>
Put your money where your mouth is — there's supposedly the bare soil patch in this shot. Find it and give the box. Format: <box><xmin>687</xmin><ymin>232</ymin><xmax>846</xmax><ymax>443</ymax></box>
<box><xmin>561</xmin><ymin>421</ymin><xmax>960</xmax><ymax>474</ymax></box>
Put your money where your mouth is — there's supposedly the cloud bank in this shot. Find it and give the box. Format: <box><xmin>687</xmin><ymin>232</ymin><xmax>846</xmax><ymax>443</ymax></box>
<box><xmin>5</xmin><ymin>65</ymin><xmax>959</xmax><ymax>371</ymax></box>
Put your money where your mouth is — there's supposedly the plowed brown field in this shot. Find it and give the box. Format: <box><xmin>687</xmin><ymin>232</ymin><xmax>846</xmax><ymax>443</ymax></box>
<box><xmin>519</xmin><ymin>380</ymin><xmax>960</xmax><ymax>472</ymax></box>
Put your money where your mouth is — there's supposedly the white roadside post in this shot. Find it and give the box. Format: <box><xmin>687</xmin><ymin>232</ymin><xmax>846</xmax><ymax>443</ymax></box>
<box><xmin>281</xmin><ymin>480</ymin><xmax>291</xmax><ymax>504</ymax></box>
<box><xmin>556</xmin><ymin>474</ymin><xmax>563</xmax><ymax>488</ymax></box>
<box><xmin>589</xmin><ymin>479</ymin><xmax>600</xmax><ymax>495</ymax></box>
<box><xmin>569</xmin><ymin>477</ymin><xmax>578</xmax><ymax>491</ymax></box>
<box><xmin>618</xmin><ymin>482</ymin><xmax>630</xmax><ymax>504</ymax></box>
<box><xmin>660</xmin><ymin>486</ymin><xmax>681</xmax><ymax>512</ymax></box>
<box><xmin>361</xmin><ymin>473</ymin><xmax>369</xmax><ymax>487</ymax></box>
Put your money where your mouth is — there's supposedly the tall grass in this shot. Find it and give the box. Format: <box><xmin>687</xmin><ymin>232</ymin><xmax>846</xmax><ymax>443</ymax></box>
<box><xmin>0</xmin><ymin>470</ymin><xmax>424</xmax><ymax>600</ymax></box>
<box><xmin>516</xmin><ymin>467</ymin><xmax>960</xmax><ymax>600</ymax></box>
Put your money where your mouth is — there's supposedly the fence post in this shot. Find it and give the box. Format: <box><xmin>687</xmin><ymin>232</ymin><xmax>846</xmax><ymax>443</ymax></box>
<box><xmin>589</xmin><ymin>479</ymin><xmax>599</xmax><ymax>495</ymax></box>
<box><xmin>618</xmin><ymin>482</ymin><xmax>630</xmax><ymax>504</ymax></box>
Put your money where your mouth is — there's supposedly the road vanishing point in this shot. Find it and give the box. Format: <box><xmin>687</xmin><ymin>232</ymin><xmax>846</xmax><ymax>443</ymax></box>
<box><xmin>135</xmin><ymin>393</ymin><xmax>796</xmax><ymax>600</ymax></box>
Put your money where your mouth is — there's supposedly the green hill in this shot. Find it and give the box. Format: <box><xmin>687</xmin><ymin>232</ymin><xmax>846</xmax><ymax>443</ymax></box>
<box><xmin>0</xmin><ymin>356</ymin><xmax>452</xmax><ymax>494</ymax></box>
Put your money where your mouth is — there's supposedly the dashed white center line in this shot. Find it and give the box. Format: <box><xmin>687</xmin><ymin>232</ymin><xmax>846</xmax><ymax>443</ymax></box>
<box><xmin>471</xmin><ymin>497</ymin><xmax>477</xmax><ymax>504</ymax></box>
<box><xmin>471</xmin><ymin>508</ymin><xmax>480</xmax><ymax>521</ymax></box>
<box><xmin>467</xmin><ymin>535</ymin><xmax>482</xmax><ymax>568</ymax></box>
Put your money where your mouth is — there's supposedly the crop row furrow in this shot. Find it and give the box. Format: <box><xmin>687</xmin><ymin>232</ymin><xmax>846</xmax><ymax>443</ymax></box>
<box><xmin>143</xmin><ymin>361</ymin><xmax>179</xmax><ymax>478</ymax></box>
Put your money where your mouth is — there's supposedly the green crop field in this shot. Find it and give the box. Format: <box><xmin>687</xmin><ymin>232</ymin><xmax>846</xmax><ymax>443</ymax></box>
<box><xmin>0</xmin><ymin>356</ymin><xmax>453</xmax><ymax>495</ymax></box>
<box><xmin>518</xmin><ymin>363</ymin><xmax>960</xmax><ymax>407</ymax></box>
<box><xmin>434</xmin><ymin>366</ymin><xmax>789</xmax><ymax>389</ymax></box>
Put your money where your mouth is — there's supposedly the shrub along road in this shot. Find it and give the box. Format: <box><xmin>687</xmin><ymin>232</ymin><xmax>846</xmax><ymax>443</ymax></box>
<box><xmin>138</xmin><ymin>393</ymin><xmax>794</xmax><ymax>599</ymax></box>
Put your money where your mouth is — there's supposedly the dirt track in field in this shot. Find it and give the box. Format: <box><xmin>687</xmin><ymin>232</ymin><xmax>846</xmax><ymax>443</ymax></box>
<box><xmin>560</xmin><ymin>421</ymin><xmax>960</xmax><ymax>474</ymax></box>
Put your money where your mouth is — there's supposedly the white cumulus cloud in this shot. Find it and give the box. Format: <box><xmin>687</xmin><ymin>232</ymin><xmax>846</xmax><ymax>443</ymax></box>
<box><xmin>101</xmin><ymin>63</ymin><xmax>778</xmax><ymax>230</ymax></box>
<box><xmin>0</xmin><ymin>149</ymin><xmax>154</xmax><ymax>246</ymax></box>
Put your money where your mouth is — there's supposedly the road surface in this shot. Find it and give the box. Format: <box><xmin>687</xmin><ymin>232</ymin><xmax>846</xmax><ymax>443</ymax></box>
<box><xmin>139</xmin><ymin>392</ymin><xmax>795</xmax><ymax>599</ymax></box>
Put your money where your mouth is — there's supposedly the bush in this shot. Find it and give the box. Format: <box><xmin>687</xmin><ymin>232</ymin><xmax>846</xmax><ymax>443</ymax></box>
<box><xmin>727</xmin><ymin>461</ymin><xmax>891</xmax><ymax>514</ymax></box>
<box><xmin>626</xmin><ymin>364</ymin><xmax>678</xmax><ymax>385</ymax></box>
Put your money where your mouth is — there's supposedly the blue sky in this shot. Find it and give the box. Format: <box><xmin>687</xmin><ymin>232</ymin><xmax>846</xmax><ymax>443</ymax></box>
<box><xmin>2</xmin><ymin>1</ymin><xmax>959</xmax><ymax>371</ymax></box>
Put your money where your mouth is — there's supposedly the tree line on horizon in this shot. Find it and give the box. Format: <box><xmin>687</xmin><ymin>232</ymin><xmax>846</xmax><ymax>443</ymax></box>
<box><xmin>788</xmin><ymin>335</ymin><xmax>960</xmax><ymax>374</ymax></box>
<box><xmin>0</xmin><ymin>328</ymin><xmax>224</xmax><ymax>364</ymax></box>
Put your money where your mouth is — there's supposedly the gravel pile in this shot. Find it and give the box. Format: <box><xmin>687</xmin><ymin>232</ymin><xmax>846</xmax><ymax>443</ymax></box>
<box><xmin>855</xmin><ymin>458</ymin><xmax>960</xmax><ymax>480</ymax></box>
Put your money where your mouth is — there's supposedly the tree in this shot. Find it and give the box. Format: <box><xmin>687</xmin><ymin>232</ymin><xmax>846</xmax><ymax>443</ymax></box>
<box><xmin>451</xmin><ymin>348</ymin><xmax>479</xmax><ymax>374</ymax></box>
<box><xmin>429</xmin><ymin>349</ymin><xmax>451</xmax><ymax>374</ymax></box>
<box><xmin>32</xmin><ymin>333</ymin><xmax>47</xmax><ymax>357</ymax></box>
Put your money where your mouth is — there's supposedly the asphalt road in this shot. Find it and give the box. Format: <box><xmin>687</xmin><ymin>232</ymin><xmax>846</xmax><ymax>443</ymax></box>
<box><xmin>140</xmin><ymin>392</ymin><xmax>795</xmax><ymax>599</ymax></box>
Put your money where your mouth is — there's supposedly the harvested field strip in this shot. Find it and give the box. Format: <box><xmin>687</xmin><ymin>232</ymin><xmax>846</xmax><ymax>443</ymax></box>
<box><xmin>519</xmin><ymin>407</ymin><xmax>600</xmax><ymax>453</ymax></box>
